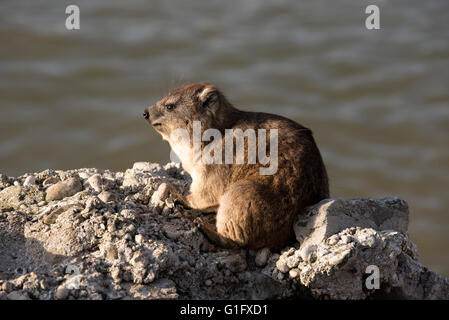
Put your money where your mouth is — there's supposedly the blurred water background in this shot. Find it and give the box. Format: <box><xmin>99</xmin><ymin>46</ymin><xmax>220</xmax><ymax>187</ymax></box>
<box><xmin>0</xmin><ymin>0</ymin><xmax>448</xmax><ymax>275</ymax></box>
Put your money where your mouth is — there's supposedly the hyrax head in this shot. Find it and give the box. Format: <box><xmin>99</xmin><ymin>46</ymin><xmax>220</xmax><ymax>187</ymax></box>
<box><xmin>143</xmin><ymin>82</ymin><xmax>230</xmax><ymax>140</ymax></box>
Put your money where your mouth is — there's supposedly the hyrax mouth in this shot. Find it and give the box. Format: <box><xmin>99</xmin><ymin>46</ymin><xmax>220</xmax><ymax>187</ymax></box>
<box><xmin>152</xmin><ymin>122</ymin><xmax>162</xmax><ymax>127</ymax></box>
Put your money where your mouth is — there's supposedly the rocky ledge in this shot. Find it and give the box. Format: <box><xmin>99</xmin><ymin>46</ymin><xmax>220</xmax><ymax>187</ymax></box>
<box><xmin>0</xmin><ymin>162</ymin><xmax>447</xmax><ymax>300</ymax></box>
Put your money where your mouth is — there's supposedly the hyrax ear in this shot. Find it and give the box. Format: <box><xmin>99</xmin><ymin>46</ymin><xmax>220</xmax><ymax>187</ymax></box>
<box><xmin>197</xmin><ymin>85</ymin><xmax>218</xmax><ymax>109</ymax></box>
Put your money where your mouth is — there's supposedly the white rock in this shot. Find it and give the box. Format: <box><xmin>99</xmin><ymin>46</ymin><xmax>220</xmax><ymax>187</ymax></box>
<box><xmin>275</xmin><ymin>258</ymin><xmax>289</xmax><ymax>273</ymax></box>
<box><xmin>87</xmin><ymin>174</ymin><xmax>103</xmax><ymax>192</ymax></box>
<box><xmin>77</xmin><ymin>172</ymin><xmax>91</xmax><ymax>180</ymax></box>
<box><xmin>132</xmin><ymin>162</ymin><xmax>152</xmax><ymax>171</ymax></box>
<box><xmin>300</xmin><ymin>244</ymin><xmax>317</xmax><ymax>263</ymax></box>
<box><xmin>135</xmin><ymin>234</ymin><xmax>144</xmax><ymax>245</ymax></box>
<box><xmin>289</xmin><ymin>269</ymin><xmax>299</xmax><ymax>278</ymax></box>
<box><xmin>294</xmin><ymin>197</ymin><xmax>409</xmax><ymax>259</ymax></box>
<box><xmin>55</xmin><ymin>285</ymin><xmax>69</xmax><ymax>300</ymax></box>
<box><xmin>150</xmin><ymin>183</ymin><xmax>170</xmax><ymax>207</ymax></box>
<box><xmin>24</xmin><ymin>176</ymin><xmax>36</xmax><ymax>186</ymax></box>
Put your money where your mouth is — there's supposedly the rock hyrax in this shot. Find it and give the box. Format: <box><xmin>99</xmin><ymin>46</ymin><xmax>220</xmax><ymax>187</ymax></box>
<box><xmin>144</xmin><ymin>82</ymin><xmax>329</xmax><ymax>250</ymax></box>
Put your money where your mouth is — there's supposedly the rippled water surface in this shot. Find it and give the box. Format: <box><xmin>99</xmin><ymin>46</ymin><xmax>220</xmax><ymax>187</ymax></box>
<box><xmin>1</xmin><ymin>0</ymin><xmax>448</xmax><ymax>275</ymax></box>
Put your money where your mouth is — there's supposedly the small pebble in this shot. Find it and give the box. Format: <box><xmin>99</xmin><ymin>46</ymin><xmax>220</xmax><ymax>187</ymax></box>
<box><xmin>98</xmin><ymin>191</ymin><xmax>115</xmax><ymax>203</ymax></box>
<box><xmin>7</xmin><ymin>291</ymin><xmax>30</xmax><ymax>300</ymax></box>
<box><xmin>42</xmin><ymin>176</ymin><xmax>60</xmax><ymax>188</ymax></box>
<box><xmin>55</xmin><ymin>285</ymin><xmax>69</xmax><ymax>300</ymax></box>
<box><xmin>255</xmin><ymin>247</ymin><xmax>270</xmax><ymax>267</ymax></box>
<box><xmin>275</xmin><ymin>258</ymin><xmax>289</xmax><ymax>273</ymax></box>
<box><xmin>150</xmin><ymin>183</ymin><xmax>170</xmax><ymax>207</ymax></box>
<box><xmin>135</xmin><ymin>234</ymin><xmax>144</xmax><ymax>244</ymax></box>
<box><xmin>24</xmin><ymin>176</ymin><xmax>36</xmax><ymax>186</ymax></box>
<box><xmin>341</xmin><ymin>235</ymin><xmax>352</xmax><ymax>244</ymax></box>
<box><xmin>87</xmin><ymin>174</ymin><xmax>103</xmax><ymax>192</ymax></box>
<box><xmin>289</xmin><ymin>268</ymin><xmax>300</xmax><ymax>278</ymax></box>
<box><xmin>46</xmin><ymin>177</ymin><xmax>82</xmax><ymax>201</ymax></box>
<box><xmin>328</xmin><ymin>234</ymin><xmax>340</xmax><ymax>245</ymax></box>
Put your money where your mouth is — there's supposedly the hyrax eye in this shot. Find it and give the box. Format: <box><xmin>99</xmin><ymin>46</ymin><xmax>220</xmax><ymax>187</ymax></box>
<box><xmin>165</xmin><ymin>104</ymin><xmax>175</xmax><ymax>111</ymax></box>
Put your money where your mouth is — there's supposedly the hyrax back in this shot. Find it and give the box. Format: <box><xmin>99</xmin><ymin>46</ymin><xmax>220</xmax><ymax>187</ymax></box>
<box><xmin>144</xmin><ymin>83</ymin><xmax>329</xmax><ymax>250</ymax></box>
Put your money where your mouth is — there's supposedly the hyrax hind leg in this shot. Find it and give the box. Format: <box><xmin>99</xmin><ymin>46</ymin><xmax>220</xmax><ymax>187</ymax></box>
<box><xmin>198</xmin><ymin>180</ymin><xmax>293</xmax><ymax>250</ymax></box>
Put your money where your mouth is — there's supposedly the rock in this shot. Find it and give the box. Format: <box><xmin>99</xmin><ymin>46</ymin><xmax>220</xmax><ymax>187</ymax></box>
<box><xmin>129</xmin><ymin>279</ymin><xmax>178</xmax><ymax>299</ymax></box>
<box><xmin>105</xmin><ymin>244</ymin><xmax>118</xmax><ymax>262</ymax></box>
<box><xmin>110</xmin><ymin>266</ymin><xmax>121</xmax><ymax>283</ymax></box>
<box><xmin>300</xmin><ymin>245</ymin><xmax>316</xmax><ymax>263</ymax></box>
<box><xmin>120</xmin><ymin>209</ymin><xmax>137</xmax><ymax>219</ymax></box>
<box><xmin>1</xmin><ymin>281</ymin><xmax>14</xmax><ymax>293</ymax></box>
<box><xmin>163</xmin><ymin>224</ymin><xmax>182</xmax><ymax>240</ymax></box>
<box><xmin>0</xmin><ymin>185</ymin><xmax>44</xmax><ymax>209</ymax></box>
<box><xmin>85</xmin><ymin>196</ymin><xmax>102</xmax><ymax>211</ymax></box>
<box><xmin>289</xmin><ymin>269</ymin><xmax>300</xmax><ymax>278</ymax></box>
<box><xmin>7</xmin><ymin>291</ymin><xmax>30</xmax><ymax>300</ymax></box>
<box><xmin>1</xmin><ymin>163</ymin><xmax>447</xmax><ymax>300</ymax></box>
<box><xmin>98</xmin><ymin>191</ymin><xmax>116</xmax><ymax>203</ymax></box>
<box><xmin>133</xmin><ymin>162</ymin><xmax>153</xmax><ymax>171</ymax></box>
<box><xmin>42</xmin><ymin>176</ymin><xmax>60</xmax><ymax>188</ymax></box>
<box><xmin>46</xmin><ymin>177</ymin><xmax>82</xmax><ymax>201</ymax></box>
<box><xmin>42</xmin><ymin>206</ymin><xmax>69</xmax><ymax>225</ymax></box>
<box><xmin>122</xmin><ymin>164</ymin><xmax>165</xmax><ymax>188</ymax></box>
<box><xmin>23</xmin><ymin>176</ymin><xmax>36</xmax><ymax>186</ymax></box>
<box><xmin>135</xmin><ymin>234</ymin><xmax>144</xmax><ymax>245</ymax></box>
<box><xmin>0</xmin><ymin>172</ymin><xmax>10</xmax><ymax>189</ymax></box>
<box><xmin>24</xmin><ymin>205</ymin><xmax>97</xmax><ymax>259</ymax></box>
<box><xmin>150</xmin><ymin>183</ymin><xmax>170</xmax><ymax>207</ymax></box>
<box><xmin>276</xmin><ymin>257</ymin><xmax>290</xmax><ymax>273</ymax></box>
<box><xmin>394</xmin><ymin>250</ymin><xmax>449</xmax><ymax>299</ymax></box>
<box><xmin>55</xmin><ymin>285</ymin><xmax>69</xmax><ymax>300</ymax></box>
<box><xmin>294</xmin><ymin>197</ymin><xmax>409</xmax><ymax>259</ymax></box>
<box><xmin>122</xmin><ymin>175</ymin><xmax>140</xmax><ymax>188</ymax></box>
<box><xmin>250</xmin><ymin>273</ymin><xmax>289</xmax><ymax>299</ymax></box>
<box><xmin>293</xmin><ymin>227</ymin><xmax>449</xmax><ymax>300</ymax></box>
<box><xmin>87</xmin><ymin>174</ymin><xmax>103</xmax><ymax>192</ymax></box>
<box><xmin>255</xmin><ymin>248</ymin><xmax>270</xmax><ymax>267</ymax></box>
<box><xmin>218</xmin><ymin>254</ymin><xmax>247</xmax><ymax>273</ymax></box>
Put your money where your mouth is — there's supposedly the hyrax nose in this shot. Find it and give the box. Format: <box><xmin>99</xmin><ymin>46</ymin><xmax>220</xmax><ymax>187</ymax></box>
<box><xmin>143</xmin><ymin>110</ymin><xmax>149</xmax><ymax>120</ymax></box>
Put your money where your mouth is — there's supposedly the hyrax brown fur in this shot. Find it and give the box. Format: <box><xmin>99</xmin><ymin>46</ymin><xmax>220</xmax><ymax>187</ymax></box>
<box><xmin>144</xmin><ymin>83</ymin><xmax>329</xmax><ymax>250</ymax></box>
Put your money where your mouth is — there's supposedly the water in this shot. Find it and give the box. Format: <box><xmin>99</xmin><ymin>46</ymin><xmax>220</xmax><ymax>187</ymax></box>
<box><xmin>1</xmin><ymin>0</ymin><xmax>448</xmax><ymax>276</ymax></box>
